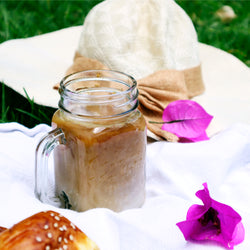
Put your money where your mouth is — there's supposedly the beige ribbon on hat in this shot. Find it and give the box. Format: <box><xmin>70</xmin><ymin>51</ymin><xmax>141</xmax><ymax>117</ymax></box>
<box><xmin>54</xmin><ymin>52</ymin><xmax>205</xmax><ymax>142</ymax></box>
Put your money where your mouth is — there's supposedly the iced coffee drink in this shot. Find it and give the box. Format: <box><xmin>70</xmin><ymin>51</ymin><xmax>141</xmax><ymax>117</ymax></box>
<box><xmin>35</xmin><ymin>70</ymin><xmax>146</xmax><ymax>212</ymax></box>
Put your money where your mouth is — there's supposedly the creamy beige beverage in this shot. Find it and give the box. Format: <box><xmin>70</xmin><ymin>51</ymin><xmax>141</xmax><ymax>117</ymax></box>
<box><xmin>35</xmin><ymin>70</ymin><xmax>146</xmax><ymax>212</ymax></box>
<box><xmin>52</xmin><ymin>109</ymin><xmax>146</xmax><ymax>212</ymax></box>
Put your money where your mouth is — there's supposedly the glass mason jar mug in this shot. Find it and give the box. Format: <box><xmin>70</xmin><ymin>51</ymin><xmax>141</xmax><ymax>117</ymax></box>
<box><xmin>35</xmin><ymin>70</ymin><xmax>147</xmax><ymax>212</ymax></box>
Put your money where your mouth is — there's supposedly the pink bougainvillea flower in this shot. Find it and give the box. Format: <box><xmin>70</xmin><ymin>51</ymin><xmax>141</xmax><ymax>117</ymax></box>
<box><xmin>176</xmin><ymin>183</ymin><xmax>245</xmax><ymax>249</ymax></box>
<box><xmin>161</xmin><ymin>100</ymin><xmax>213</xmax><ymax>142</ymax></box>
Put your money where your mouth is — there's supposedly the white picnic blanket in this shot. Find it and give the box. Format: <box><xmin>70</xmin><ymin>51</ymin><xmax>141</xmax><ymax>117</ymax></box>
<box><xmin>0</xmin><ymin>122</ymin><xmax>249</xmax><ymax>249</ymax></box>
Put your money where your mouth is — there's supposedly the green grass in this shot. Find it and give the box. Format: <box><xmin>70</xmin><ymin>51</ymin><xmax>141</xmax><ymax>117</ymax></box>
<box><xmin>0</xmin><ymin>0</ymin><xmax>249</xmax><ymax>128</ymax></box>
<box><xmin>0</xmin><ymin>0</ymin><xmax>103</xmax><ymax>42</ymax></box>
<box><xmin>0</xmin><ymin>83</ymin><xmax>55</xmax><ymax>125</ymax></box>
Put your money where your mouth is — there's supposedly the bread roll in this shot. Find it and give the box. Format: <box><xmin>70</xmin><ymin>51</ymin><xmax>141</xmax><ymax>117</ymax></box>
<box><xmin>0</xmin><ymin>210</ymin><xmax>99</xmax><ymax>250</ymax></box>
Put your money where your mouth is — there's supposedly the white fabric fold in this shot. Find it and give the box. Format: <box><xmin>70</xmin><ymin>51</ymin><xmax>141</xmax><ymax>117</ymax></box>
<box><xmin>0</xmin><ymin>122</ymin><xmax>249</xmax><ymax>249</ymax></box>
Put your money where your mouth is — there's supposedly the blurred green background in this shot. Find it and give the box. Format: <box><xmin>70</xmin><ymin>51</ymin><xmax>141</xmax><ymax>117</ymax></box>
<box><xmin>0</xmin><ymin>0</ymin><xmax>249</xmax><ymax>127</ymax></box>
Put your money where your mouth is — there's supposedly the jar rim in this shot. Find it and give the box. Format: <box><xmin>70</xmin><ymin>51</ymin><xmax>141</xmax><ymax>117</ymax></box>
<box><xmin>58</xmin><ymin>70</ymin><xmax>139</xmax><ymax>119</ymax></box>
<box><xmin>59</xmin><ymin>69</ymin><xmax>137</xmax><ymax>98</ymax></box>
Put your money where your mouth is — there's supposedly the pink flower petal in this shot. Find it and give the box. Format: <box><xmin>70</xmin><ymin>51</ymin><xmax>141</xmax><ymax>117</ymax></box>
<box><xmin>230</xmin><ymin>222</ymin><xmax>245</xmax><ymax>246</ymax></box>
<box><xmin>186</xmin><ymin>204</ymin><xmax>206</xmax><ymax>220</ymax></box>
<box><xmin>161</xmin><ymin>100</ymin><xmax>213</xmax><ymax>140</ymax></box>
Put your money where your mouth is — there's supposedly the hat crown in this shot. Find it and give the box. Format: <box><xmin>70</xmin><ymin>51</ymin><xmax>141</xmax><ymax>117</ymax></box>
<box><xmin>78</xmin><ymin>0</ymin><xmax>200</xmax><ymax>79</ymax></box>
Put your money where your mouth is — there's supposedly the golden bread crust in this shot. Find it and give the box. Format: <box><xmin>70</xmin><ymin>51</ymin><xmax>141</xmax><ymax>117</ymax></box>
<box><xmin>0</xmin><ymin>210</ymin><xmax>99</xmax><ymax>250</ymax></box>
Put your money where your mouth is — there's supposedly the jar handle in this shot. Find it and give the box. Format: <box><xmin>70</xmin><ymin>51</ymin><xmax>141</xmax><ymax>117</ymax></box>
<box><xmin>35</xmin><ymin>128</ymin><xmax>66</xmax><ymax>206</ymax></box>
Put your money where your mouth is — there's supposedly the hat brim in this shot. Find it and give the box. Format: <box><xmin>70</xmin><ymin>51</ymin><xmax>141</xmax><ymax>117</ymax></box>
<box><xmin>0</xmin><ymin>26</ymin><xmax>249</xmax><ymax>137</ymax></box>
